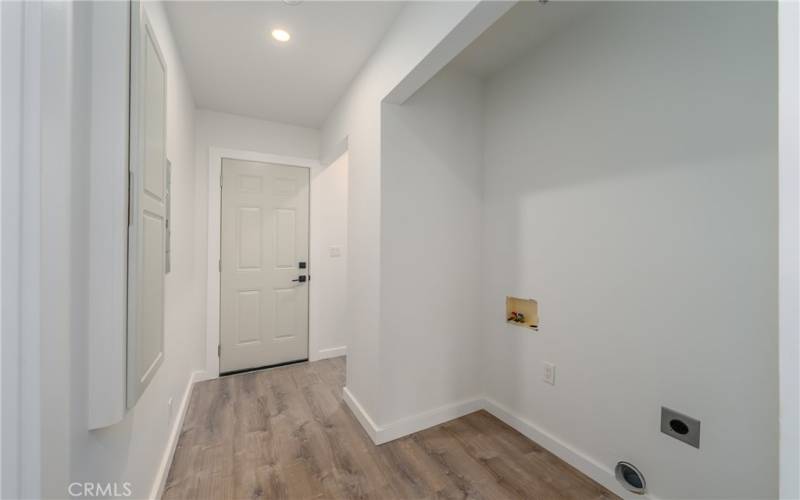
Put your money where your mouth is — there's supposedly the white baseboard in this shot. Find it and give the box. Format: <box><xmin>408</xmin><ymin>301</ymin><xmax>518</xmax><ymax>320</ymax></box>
<box><xmin>342</xmin><ymin>391</ymin><xmax>656</xmax><ymax>499</ymax></box>
<box><xmin>482</xmin><ymin>398</ymin><xmax>654</xmax><ymax>500</ymax></box>
<box><xmin>312</xmin><ymin>345</ymin><xmax>347</xmax><ymax>361</ymax></box>
<box><xmin>342</xmin><ymin>387</ymin><xmax>483</xmax><ymax>445</ymax></box>
<box><xmin>342</xmin><ymin>386</ymin><xmax>381</xmax><ymax>443</ymax></box>
<box><xmin>156</xmin><ymin>370</ymin><xmax>652</xmax><ymax>499</ymax></box>
<box><xmin>378</xmin><ymin>397</ymin><xmax>484</xmax><ymax>444</ymax></box>
<box><xmin>149</xmin><ymin>370</ymin><xmax>208</xmax><ymax>500</ymax></box>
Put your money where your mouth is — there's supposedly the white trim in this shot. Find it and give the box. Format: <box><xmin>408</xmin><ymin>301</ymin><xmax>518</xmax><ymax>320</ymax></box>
<box><xmin>311</xmin><ymin>345</ymin><xmax>347</xmax><ymax>361</ymax></box>
<box><xmin>149</xmin><ymin>370</ymin><xmax>211</xmax><ymax>500</ymax></box>
<box><xmin>342</xmin><ymin>386</ymin><xmax>482</xmax><ymax>446</ymax></box>
<box><xmin>482</xmin><ymin>398</ymin><xmax>654</xmax><ymax>500</ymax></box>
<box><xmin>0</xmin><ymin>1</ymin><xmax>5</xmax><ymax>490</ymax></box>
<box><xmin>378</xmin><ymin>398</ymin><xmax>484</xmax><ymax>445</ymax></box>
<box><xmin>383</xmin><ymin>1</ymin><xmax>513</xmax><ymax>105</ymax></box>
<box><xmin>206</xmin><ymin>148</ymin><xmax>321</xmax><ymax>378</ymax></box>
<box><xmin>779</xmin><ymin>2</ymin><xmax>800</xmax><ymax>497</ymax></box>
<box><xmin>87</xmin><ymin>0</ymin><xmax>129</xmax><ymax>430</ymax></box>
<box><xmin>1</xmin><ymin>3</ymin><xmax>25</xmax><ymax>495</ymax></box>
<box><xmin>1</xmin><ymin>2</ymin><xmax>43</xmax><ymax>497</ymax></box>
<box><xmin>342</xmin><ymin>391</ymin><xmax>657</xmax><ymax>499</ymax></box>
<box><xmin>342</xmin><ymin>386</ymin><xmax>381</xmax><ymax>443</ymax></box>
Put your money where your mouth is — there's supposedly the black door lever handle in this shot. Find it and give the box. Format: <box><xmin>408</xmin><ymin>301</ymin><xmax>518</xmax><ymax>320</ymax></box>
<box><xmin>292</xmin><ymin>276</ymin><xmax>307</xmax><ymax>283</ymax></box>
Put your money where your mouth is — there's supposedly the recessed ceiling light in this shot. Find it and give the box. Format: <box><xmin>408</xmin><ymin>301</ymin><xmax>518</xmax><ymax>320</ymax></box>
<box><xmin>271</xmin><ymin>29</ymin><xmax>291</xmax><ymax>42</ymax></box>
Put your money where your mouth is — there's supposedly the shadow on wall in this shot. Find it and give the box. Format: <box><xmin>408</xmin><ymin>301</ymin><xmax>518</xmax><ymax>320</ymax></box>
<box><xmin>379</xmin><ymin>68</ymin><xmax>485</xmax><ymax>424</ymax></box>
<box><xmin>310</xmin><ymin>150</ymin><xmax>350</xmax><ymax>361</ymax></box>
<box><xmin>481</xmin><ymin>2</ymin><xmax>777</xmax><ymax>500</ymax></box>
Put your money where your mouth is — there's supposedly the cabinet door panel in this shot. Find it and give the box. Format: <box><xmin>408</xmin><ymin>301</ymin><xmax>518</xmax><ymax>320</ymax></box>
<box><xmin>127</xmin><ymin>2</ymin><xmax>167</xmax><ymax>408</ymax></box>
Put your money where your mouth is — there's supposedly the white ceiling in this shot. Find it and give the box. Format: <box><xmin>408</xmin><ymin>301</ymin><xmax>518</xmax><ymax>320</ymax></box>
<box><xmin>450</xmin><ymin>1</ymin><xmax>591</xmax><ymax>78</ymax></box>
<box><xmin>165</xmin><ymin>1</ymin><xmax>404</xmax><ymax>128</ymax></box>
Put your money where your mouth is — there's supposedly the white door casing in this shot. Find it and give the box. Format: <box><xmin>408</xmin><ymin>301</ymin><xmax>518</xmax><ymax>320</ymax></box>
<box><xmin>127</xmin><ymin>3</ymin><xmax>166</xmax><ymax>408</ymax></box>
<box><xmin>220</xmin><ymin>159</ymin><xmax>310</xmax><ymax>373</ymax></box>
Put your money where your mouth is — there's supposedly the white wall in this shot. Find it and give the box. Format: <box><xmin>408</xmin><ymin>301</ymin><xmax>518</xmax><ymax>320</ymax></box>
<box><xmin>480</xmin><ymin>3</ymin><xmax>778</xmax><ymax>499</ymax></box>
<box><xmin>83</xmin><ymin>2</ymin><xmax>204</xmax><ymax>496</ymax></box>
<box><xmin>1</xmin><ymin>2</ymin><xmax>37</xmax><ymax>496</ymax></box>
<box><xmin>194</xmin><ymin>109</ymin><xmax>353</xmax><ymax>370</ymax></box>
<box><xmin>35</xmin><ymin>2</ymin><xmax>207</xmax><ymax>497</ymax></box>
<box><xmin>16</xmin><ymin>1</ymin><xmax>789</xmax><ymax>498</ymax></box>
<box><xmin>321</xmin><ymin>0</ymin><xmax>484</xmax><ymax>424</ymax></box>
<box><xmin>779</xmin><ymin>1</ymin><xmax>800</xmax><ymax>497</ymax></box>
<box><xmin>195</xmin><ymin>109</ymin><xmax>319</xmax><ymax>164</ymax></box>
<box><xmin>86</xmin><ymin>0</ymin><xmax>130</xmax><ymax>430</ymax></box>
<box><xmin>194</xmin><ymin>110</ymin><xmax>318</xmax><ymax>366</ymax></box>
<box><xmin>309</xmin><ymin>151</ymin><xmax>349</xmax><ymax>360</ymax></box>
<box><xmin>0</xmin><ymin>2</ymin><xmax>4</xmax><ymax>491</ymax></box>
<box><xmin>380</xmin><ymin>68</ymin><xmax>484</xmax><ymax>424</ymax></box>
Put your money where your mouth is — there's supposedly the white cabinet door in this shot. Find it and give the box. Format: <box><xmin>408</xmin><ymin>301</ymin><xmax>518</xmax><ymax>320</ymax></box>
<box><xmin>220</xmin><ymin>159</ymin><xmax>310</xmax><ymax>373</ymax></box>
<box><xmin>127</xmin><ymin>3</ymin><xmax>166</xmax><ymax>408</ymax></box>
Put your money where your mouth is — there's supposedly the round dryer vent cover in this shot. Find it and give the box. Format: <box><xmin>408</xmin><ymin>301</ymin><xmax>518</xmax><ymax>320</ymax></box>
<box><xmin>615</xmin><ymin>461</ymin><xmax>646</xmax><ymax>495</ymax></box>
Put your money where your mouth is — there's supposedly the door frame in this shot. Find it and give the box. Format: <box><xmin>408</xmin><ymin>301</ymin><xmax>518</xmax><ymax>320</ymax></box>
<box><xmin>206</xmin><ymin>148</ymin><xmax>319</xmax><ymax>378</ymax></box>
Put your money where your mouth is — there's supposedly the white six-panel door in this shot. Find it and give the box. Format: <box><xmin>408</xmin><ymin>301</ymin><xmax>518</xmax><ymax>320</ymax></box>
<box><xmin>220</xmin><ymin>159</ymin><xmax>310</xmax><ymax>373</ymax></box>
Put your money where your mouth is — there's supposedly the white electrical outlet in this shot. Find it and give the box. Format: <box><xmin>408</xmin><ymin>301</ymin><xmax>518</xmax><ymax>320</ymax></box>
<box><xmin>329</xmin><ymin>246</ymin><xmax>342</xmax><ymax>258</ymax></box>
<box><xmin>543</xmin><ymin>362</ymin><xmax>556</xmax><ymax>385</ymax></box>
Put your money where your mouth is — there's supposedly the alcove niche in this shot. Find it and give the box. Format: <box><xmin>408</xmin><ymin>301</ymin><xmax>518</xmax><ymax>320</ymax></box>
<box><xmin>506</xmin><ymin>296</ymin><xmax>539</xmax><ymax>331</ymax></box>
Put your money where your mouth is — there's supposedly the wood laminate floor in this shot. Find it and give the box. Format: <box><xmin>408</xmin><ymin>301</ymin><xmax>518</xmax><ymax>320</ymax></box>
<box><xmin>163</xmin><ymin>357</ymin><xmax>617</xmax><ymax>500</ymax></box>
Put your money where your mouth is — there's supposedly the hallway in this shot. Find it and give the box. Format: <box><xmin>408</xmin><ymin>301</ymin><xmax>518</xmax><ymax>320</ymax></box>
<box><xmin>2</xmin><ymin>2</ymin><xmax>793</xmax><ymax>498</ymax></box>
<box><xmin>164</xmin><ymin>358</ymin><xmax>616</xmax><ymax>499</ymax></box>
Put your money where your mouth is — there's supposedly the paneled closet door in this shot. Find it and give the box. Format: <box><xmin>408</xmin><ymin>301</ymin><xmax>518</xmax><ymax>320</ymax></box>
<box><xmin>127</xmin><ymin>2</ymin><xmax>167</xmax><ymax>408</ymax></box>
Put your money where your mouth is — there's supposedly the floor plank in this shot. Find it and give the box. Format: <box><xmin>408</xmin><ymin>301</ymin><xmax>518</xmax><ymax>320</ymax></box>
<box><xmin>164</xmin><ymin>358</ymin><xmax>618</xmax><ymax>500</ymax></box>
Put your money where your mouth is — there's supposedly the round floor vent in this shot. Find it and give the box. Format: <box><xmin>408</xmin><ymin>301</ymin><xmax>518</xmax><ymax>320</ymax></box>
<box><xmin>615</xmin><ymin>461</ymin><xmax>646</xmax><ymax>494</ymax></box>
